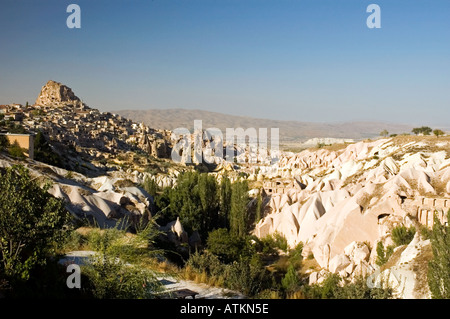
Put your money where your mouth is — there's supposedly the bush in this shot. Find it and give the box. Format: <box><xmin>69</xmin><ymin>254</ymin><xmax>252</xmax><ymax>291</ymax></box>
<box><xmin>301</xmin><ymin>273</ymin><xmax>392</xmax><ymax>299</ymax></box>
<box><xmin>288</xmin><ymin>242</ymin><xmax>303</xmax><ymax>268</ymax></box>
<box><xmin>79</xmin><ymin>223</ymin><xmax>164</xmax><ymax>299</ymax></box>
<box><xmin>185</xmin><ymin>250</ymin><xmax>225</xmax><ymax>279</ymax></box>
<box><xmin>206</xmin><ymin>228</ymin><xmax>254</xmax><ymax>263</ymax></box>
<box><xmin>185</xmin><ymin>250</ymin><xmax>271</xmax><ymax>297</ymax></box>
<box><xmin>0</xmin><ymin>165</ymin><xmax>69</xmax><ymax>291</ymax></box>
<box><xmin>0</xmin><ymin>135</ymin><xmax>9</xmax><ymax>151</ymax></box>
<box><xmin>259</xmin><ymin>232</ymin><xmax>289</xmax><ymax>254</ymax></box>
<box><xmin>81</xmin><ymin>253</ymin><xmax>162</xmax><ymax>299</ymax></box>
<box><xmin>433</xmin><ymin>129</ymin><xmax>445</xmax><ymax>137</ymax></box>
<box><xmin>391</xmin><ymin>225</ymin><xmax>416</xmax><ymax>246</ymax></box>
<box><xmin>33</xmin><ymin>130</ymin><xmax>62</xmax><ymax>167</ymax></box>
<box><xmin>224</xmin><ymin>255</ymin><xmax>271</xmax><ymax>297</ymax></box>
<box><xmin>376</xmin><ymin>241</ymin><xmax>394</xmax><ymax>266</ymax></box>
<box><xmin>8</xmin><ymin>140</ymin><xmax>26</xmax><ymax>159</ymax></box>
<box><xmin>281</xmin><ymin>265</ymin><xmax>300</xmax><ymax>292</ymax></box>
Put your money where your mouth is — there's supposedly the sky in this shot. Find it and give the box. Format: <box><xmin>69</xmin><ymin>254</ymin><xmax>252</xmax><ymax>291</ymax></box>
<box><xmin>0</xmin><ymin>0</ymin><xmax>449</xmax><ymax>126</ymax></box>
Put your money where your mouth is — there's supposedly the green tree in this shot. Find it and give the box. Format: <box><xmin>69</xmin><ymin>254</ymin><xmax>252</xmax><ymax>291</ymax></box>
<box><xmin>281</xmin><ymin>264</ymin><xmax>300</xmax><ymax>292</ymax></box>
<box><xmin>0</xmin><ymin>135</ymin><xmax>9</xmax><ymax>151</ymax></box>
<box><xmin>433</xmin><ymin>129</ymin><xmax>445</xmax><ymax>138</ymax></box>
<box><xmin>421</xmin><ymin>126</ymin><xmax>433</xmax><ymax>135</ymax></box>
<box><xmin>428</xmin><ymin>212</ymin><xmax>450</xmax><ymax>299</ymax></box>
<box><xmin>219</xmin><ymin>174</ymin><xmax>232</xmax><ymax>228</ymax></box>
<box><xmin>229</xmin><ymin>179</ymin><xmax>250</xmax><ymax>238</ymax></box>
<box><xmin>6</xmin><ymin>123</ymin><xmax>27</xmax><ymax>134</ymax></box>
<box><xmin>197</xmin><ymin>173</ymin><xmax>219</xmax><ymax>233</ymax></box>
<box><xmin>157</xmin><ymin>171</ymin><xmax>220</xmax><ymax>238</ymax></box>
<box><xmin>412</xmin><ymin>126</ymin><xmax>432</xmax><ymax>136</ymax></box>
<box><xmin>8</xmin><ymin>140</ymin><xmax>26</xmax><ymax>159</ymax></box>
<box><xmin>255</xmin><ymin>192</ymin><xmax>263</xmax><ymax>224</ymax></box>
<box><xmin>391</xmin><ymin>225</ymin><xmax>416</xmax><ymax>246</ymax></box>
<box><xmin>319</xmin><ymin>273</ymin><xmax>342</xmax><ymax>299</ymax></box>
<box><xmin>380</xmin><ymin>129</ymin><xmax>389</xmax><ymax>137</ymax></box>
<box><xmin>34</xmin><ymin>130</ymin><xmax>62</xmax><ymax>167</ymax></box>
<box><xmin>206</xmin><ymin>228</ymin><xmax>253</xmax><ymax>263</ymax></box>
<box><xmin>0</xmin><ymin>165</ymin><xmax>69</xmax><ymax>287</ymax></box>
<box><xmin>412</xmin><ymin>127</ymin><xmax>421</xmax><ymax>135</ymax></box>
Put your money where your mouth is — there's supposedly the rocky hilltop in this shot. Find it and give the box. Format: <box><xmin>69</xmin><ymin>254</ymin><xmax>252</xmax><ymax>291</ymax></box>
<box><xmin>6</xmin><ymin>80</ymin><xmax>174</xmax><ymax>175</ymax></box>
<box><xmin>35</xmin><ymin>80</ymin><xmax>82</xmax><ymax>106</ymax></box>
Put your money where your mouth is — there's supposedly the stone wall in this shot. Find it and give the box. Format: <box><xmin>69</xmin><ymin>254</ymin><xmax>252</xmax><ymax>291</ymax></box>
<box><xmin>402</xmin><ymin>196</ymin><xmax>449</xmax><ymax>227</ymax></box>
<box><xmin>4</xmin><ymin>134</ymin><xmax>34</xmax><ymax>159</ymax></box>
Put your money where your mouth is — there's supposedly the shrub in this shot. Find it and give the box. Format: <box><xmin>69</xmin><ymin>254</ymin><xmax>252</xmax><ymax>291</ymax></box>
<box><xmin>0</xmin><ymin>135</ymin><xmax>9</xmax><ymax>151</ymax></box>
<box><xmin>224</xmin><ymin>255</ymin><xmax>270</xmax><ymax>297</ymax></box>
<box><xmin>8</xmin><ymin>140</ymin><xmax>26</xmax><ymax>159</ymax></box>
<box><xmin>0</xmin><ymin>165</ymin><xmax>69</xmax><ymax>290</ymax></box>
<box><xmin>79</xmin><ymin>223</ymin><xmax>164</xmax><ymax>299</ymax></box>
<box><xmin>391</xmin><ymin>225</ymin><xmax>416</xmax><ymax>246</ymax></box>
<box><xmin>185</xmin><ymin>250</ymin><xmax>225</xmax><ymax>279</ymax></box>
<box><xmin>81</xmin><ymin>253</ymin><xmax>162</xmax><ymax>299</ymax></box>
<box><xmin>33</xmin><ymin>130</ymin><xmax>62</xmax><ymax>167</ymax></box>
<box><xmin>301</xmin><ymin>273</ymin><xmax>392</xmax><ymax>299</ymax></box>
<box><xmin>288</xmin><ymin>242</ymin><xmax>303</xmax><ymax>268</ymax></box>
<box><xmin>376</xmin><ymin>241</ymin><xmax>394</xmax><ymax>266</ymax></box>
<box><xmin>206</xmin><ymin>228</ymin><xmax>254</xmax><ymax>263</ymax></box>
<box><xmin>281</xmin><ymin>265</ymin><xmax>300</xmax><ymax>292</ymax></box>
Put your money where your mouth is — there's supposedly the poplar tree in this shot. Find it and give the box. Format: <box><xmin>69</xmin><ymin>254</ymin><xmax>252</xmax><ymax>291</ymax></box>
<box><xmin>428</xmin><ymin>211</ymin><xmax>450</xmax><ymax>299</ymax></box>
<box><xmin>229</xmin><ymin>179</ymin><xmax>249</xmax><ymax>238</ymax></box>
<box><xmin>219</xmin><ymin>175</ymin><xmax>232</xmax><ymax>229</ymax></box>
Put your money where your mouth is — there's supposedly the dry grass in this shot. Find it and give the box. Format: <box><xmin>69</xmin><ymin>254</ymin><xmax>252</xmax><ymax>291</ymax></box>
<box><xmin>299</xmin><ymin>257</ymin><xmax>321</xmax><ymax>276</ymax></box>
<box><xmin>286</xmin><ymin>290</ymin><xmax>307</xmax><ymax>299</ymax></box>
<box><xmin>380</xmin><ymin>245</ymin><xmax>408</xmax><ymax>272</ymax></box>
<box><xmin>390</xmin><ymin>135</ymin><xmax>450</xmax><ymax>158</ymax></box>
<box><xmin>180</xmin><ymin>265</ymin><xmax>225</xmax><ymax>288</ymax></box>
<box><xmin>411</xmin><ymin>243</ymin><xmax>433</xmax><ymax>298</ymax></box>
<box><xmin>306</xmin><ymin>142</ymin><xmax>352</xmax><ymax>153</ymax></box>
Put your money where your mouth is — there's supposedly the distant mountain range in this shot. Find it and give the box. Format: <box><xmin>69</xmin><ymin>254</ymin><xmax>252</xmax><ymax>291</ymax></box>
<box><xmin>115</xmin><ymin>108</ymin><xmax>415</xmax><ymax>143</ymax></box>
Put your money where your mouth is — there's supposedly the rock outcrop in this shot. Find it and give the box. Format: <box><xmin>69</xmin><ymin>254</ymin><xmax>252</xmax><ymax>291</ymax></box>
<box><xmin>253</xmin><ymin>137</ymin><xmax>450</xmax><ymax>288</ymax></box>
<box><xmin>35</xmin><ymin>80</ymin><xmax>82</xmax><ymax>106</ymax></box>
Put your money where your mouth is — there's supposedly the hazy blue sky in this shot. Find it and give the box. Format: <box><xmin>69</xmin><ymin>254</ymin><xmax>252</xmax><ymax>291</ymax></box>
<box><xmin>0</xmin><ymin>0</ymin><xmax>449</xmax><ymax>126</ymax></box>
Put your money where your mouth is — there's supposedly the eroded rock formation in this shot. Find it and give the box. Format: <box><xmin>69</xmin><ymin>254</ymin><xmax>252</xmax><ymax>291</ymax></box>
<box><xmin>35</xmin><ymin>80</ymin><xmax>82</xmax><ymax>106</ymax></box>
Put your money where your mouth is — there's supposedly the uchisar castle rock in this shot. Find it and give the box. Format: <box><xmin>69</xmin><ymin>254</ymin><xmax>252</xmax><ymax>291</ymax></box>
<box><xmin>22</xmin><ymin>80</ymin><xmax>173</xmax><ymax>173</ymax></box>
<box><xmin>0</xmin><ymin>80</ymin><xmax>449</xmax><ymax>299</ymax></box>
